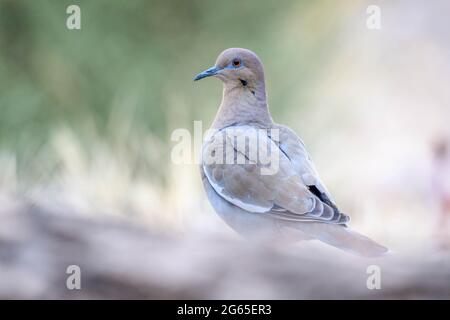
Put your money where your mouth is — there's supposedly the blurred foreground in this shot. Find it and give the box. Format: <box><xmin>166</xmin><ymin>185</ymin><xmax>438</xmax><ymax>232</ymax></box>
<box><xmin>1</xmin><ymin>192</ymin><xmax>449</xmax><ymax>299</ymax></box>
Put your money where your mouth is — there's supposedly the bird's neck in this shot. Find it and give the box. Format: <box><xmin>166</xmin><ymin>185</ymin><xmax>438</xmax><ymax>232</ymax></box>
<box><xmin>211</xmin><ymin>82</ymin><xmax>273</xmax><ymax>129</ymax></box>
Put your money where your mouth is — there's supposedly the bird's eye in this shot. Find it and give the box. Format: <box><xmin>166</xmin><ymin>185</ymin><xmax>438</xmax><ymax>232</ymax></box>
<box><xmin>232</xmin><ymin>59</ymin><xmax>241</xmax><ymax>67</ymax></box>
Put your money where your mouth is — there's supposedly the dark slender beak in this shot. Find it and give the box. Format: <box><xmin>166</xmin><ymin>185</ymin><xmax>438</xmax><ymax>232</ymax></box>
<box><xmin>194</xmin><ymin>66</ymin><xmax>221</xmax><ymax>81</ymax></box>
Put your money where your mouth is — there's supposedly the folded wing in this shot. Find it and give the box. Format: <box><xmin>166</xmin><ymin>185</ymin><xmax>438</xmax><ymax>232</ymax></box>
<box><xmin>202</xmin><ymin>125</ymin><xmax>349</xmax><ymax>224</ymax></box>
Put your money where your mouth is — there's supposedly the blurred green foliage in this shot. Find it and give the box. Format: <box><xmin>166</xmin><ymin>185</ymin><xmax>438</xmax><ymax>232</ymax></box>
<box><xmin>0</xmin><ymin>0</ymin><xmax>345</xmax><ymax>183</ymax></box>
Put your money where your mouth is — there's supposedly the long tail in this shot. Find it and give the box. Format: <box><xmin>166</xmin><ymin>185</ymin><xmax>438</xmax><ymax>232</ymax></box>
<box><xmin>292</xmin><ymin>222</ymin><xmax>389</xmax><ymax>257</ymax></box>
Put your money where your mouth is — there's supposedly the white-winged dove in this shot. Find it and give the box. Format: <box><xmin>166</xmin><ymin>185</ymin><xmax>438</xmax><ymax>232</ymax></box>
<box><xmin>195</xmin><ymin>48</ymin><xmax>388</xmax><ymax>256</ymax></box>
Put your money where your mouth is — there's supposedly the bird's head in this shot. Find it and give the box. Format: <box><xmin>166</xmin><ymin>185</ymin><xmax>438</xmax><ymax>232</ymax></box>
<box><xmin>194</xmin><ymin>48</ymin><xmax>265</xmax><ymax>92</ymax></box>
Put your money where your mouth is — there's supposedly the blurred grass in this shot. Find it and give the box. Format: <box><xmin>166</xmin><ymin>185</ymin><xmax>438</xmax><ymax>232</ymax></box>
<box><xmin>0</xmin><ymin>0</ymin><xmax>349</xmax><ymax>187</ymax></box>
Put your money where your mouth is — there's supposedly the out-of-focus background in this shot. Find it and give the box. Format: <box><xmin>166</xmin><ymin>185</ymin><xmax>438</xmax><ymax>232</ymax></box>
<box><xmin>1</xmin><ymin>0</ymin><xmax>450</xmax><ymax>299</ymax></box>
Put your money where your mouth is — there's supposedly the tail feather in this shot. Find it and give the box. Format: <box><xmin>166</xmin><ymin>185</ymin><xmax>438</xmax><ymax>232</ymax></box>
<box><xmin>291</xmin><ymin>222</ymin><xmax>389</xmax><ymax>257</ymax></box>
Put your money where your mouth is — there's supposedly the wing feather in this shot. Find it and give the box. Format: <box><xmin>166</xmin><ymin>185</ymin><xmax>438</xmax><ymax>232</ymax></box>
<box><xmin>202</xmin><ymin>124</ymin><xmax>349</xmax><ymax>224</ymax></box>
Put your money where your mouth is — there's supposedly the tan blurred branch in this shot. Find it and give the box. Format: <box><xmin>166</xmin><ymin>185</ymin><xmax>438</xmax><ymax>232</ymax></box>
<box><xmin>0</xmin><ymin>198</ymin><xmax>449</xmax><ymax>299</ymax></box>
